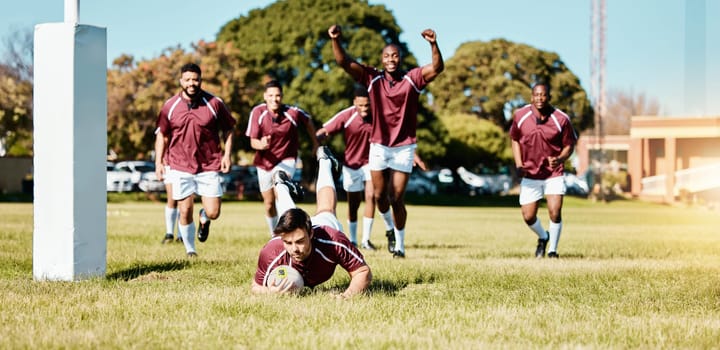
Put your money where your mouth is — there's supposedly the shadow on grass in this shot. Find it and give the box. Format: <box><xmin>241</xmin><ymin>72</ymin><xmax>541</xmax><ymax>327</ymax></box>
<box><xmin>106</xmin><ymin>260</ymin><xmax>190</xmax><ymax>281</ymax></box>
<box><xmin>410</xmin><ymin>243</ymin><xmax>466</xmax><ymax>250</ymax></box>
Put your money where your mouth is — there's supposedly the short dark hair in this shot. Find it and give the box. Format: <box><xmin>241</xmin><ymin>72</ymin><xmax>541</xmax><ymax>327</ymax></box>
<box><xmin>532</xmin><ymin>81</ymin><xmax>551</xmax><ymax>93</ymax></box>
<box><xmin>274</xmin><ymin>208</ymin><xmax>312</xmax><ymax>237</ymax></box>
<box><xmin>180</xmin><ymin>63</ymin><xmax>202</xmax><ymax>77</ymax></box>
<box><xmin>353</xmin><ymin>86</ymin><xmax>369</xmax><ymax>98</ymax></box>
<box><xmin>265</xmin><ymin>79</ymin><xmax>283</xmax><ymax>93</ymax></box>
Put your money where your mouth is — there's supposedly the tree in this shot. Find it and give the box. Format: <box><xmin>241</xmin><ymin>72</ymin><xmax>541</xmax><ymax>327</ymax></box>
<box><xmin>216</xmin><ymin>0</ymin><xmax>447</xmax><ymax>166</ymax></box>
<box><xmin>427</xmin><ymin>39</ymin><xmax>593</xmax><ymax>133</ymax></box>
<box><xmin>106</xmin><ymin>41</ymin><xmax>250</xmax><ymax>160</ymax></box>
<box><xmin>602</xmin><ymin>88</ymin><xmax>660</xmax><ymax>135</ymax></box>
<box><xmin>438</xmin><ymin>113</ymin><xmax>512</xmax><ymax>170</ymax></box>
<box><xmin>0</xmin><ymin>27</ymin><xmax>33</xmax><ymax>156</ymax></box>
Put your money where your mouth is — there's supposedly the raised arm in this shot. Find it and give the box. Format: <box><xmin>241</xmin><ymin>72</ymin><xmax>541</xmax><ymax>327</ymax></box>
<box><xmin>328</xmin><ymin>24</ymin><xmax>364</xmax><ymax>82</ymax></box>
<box><xmin>419</xmin><ymin>29</ymin><xmax>444</xmax><ymax>83</ymax></box>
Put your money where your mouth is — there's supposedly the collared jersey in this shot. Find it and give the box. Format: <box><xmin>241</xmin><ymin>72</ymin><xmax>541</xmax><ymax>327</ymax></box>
<box><xmin>357</xmin><ymin>66</ymin><xmax>427</xmax><ymax>147</ymax></box>
<box><xmin>254</xmin><ymin>225</ymin><xmax>367</xmax><ymax>288</ymax></box>
<box><xmin>156</xmin><ymin>91</ymin><xmax>236</xmax><ymax>174</ymax></box>
<box><xmin>245</xmin><ymin>104</ymin><xmax>312</xmax><ymax>171</ymax></box>
<box><xmin>509</xmin><ymin>104</ymin><xmax>577</xmax><ymax>180</ymax></box>
<box><xmin>322</xmin><ymin>106</ymin><xmax>372</xmax><ymax>169</ymax></box>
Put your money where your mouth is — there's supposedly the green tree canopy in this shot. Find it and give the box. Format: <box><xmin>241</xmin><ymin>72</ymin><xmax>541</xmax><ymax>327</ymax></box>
<box><xmin>0</xmin><ymin>64</ymin><xmax>33</xmax><ymax>156</ymax></box>
<box><xmin>428</xmin><ymin>39</ymin><xmax>593</xmax><ymax>133</ymax></box>
<box><xmin>0</xmin><ymin>27</ymin><xmax>33</xmax><ymax>156</ymax></box>
<box><xmin>438</xmin><ymin>113</ymin><xmax>512</xmax><ymax>170</ymax></box>
<box><xmin>217</xmin><ymin>0</ymin><xmax>447</xmax><ymax>164</ymax></box>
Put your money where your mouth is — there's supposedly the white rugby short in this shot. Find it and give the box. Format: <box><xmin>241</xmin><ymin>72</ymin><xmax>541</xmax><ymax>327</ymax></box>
<box><xmin>342</xmin><ymin>164</ymin><xmax>371</xmax><ymax>192</ymax></box>
<box><xmin>519</xmin><ymin>175</ymin><xmax>566</xmax><ymax>205</ymax></box>
<box><xmin>257</xmin><ymin>158</ymin><xmax>297</xmax><ymax>193</ymax></box>
<box><xmin>169</xmin><ymin>169</ymin><xmax>223</xmax><ymax>200</ymax></box>
<box><xmin>368</xmin><ymin>143</ymin><xmax>416</xmax><ymax>174</ymax></box>
<box><xmin>311</xmin><ymin>211</ymin><xmax>343</xmax><ymax>232</ymax></box>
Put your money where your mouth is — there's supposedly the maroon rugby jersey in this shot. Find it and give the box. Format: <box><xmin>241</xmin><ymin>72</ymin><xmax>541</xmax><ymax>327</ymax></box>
<box><xmin>245</xmin><ymin>104</ymin><xmax>312</xmax><ymax>170</ymax></box>
<box><xmin>357</xmin><ymin>66</ymin><xmax>427</xmax><ymax>147</ymax></box>
<box><xmin>156</xmin><ymin>91</ymin><xmax>236</xmax><ymax>174</ymax></box>
<box><xmin>254</xmin><ymin>225</ymin><xmax>367</xmax><ymax>288</ymax></box>
<box><xmin>509</xmin><ymin>104</ymin><xmax>577</xmax><ymax>180</ymax></box>
<box><xmin>322</xmin><ymin>106</ymin><xmax>372</xmax><ymax>169</ymax></box>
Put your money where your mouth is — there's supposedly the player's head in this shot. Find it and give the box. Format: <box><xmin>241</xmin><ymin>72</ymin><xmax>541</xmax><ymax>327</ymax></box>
<box><xmin>353</xmin><ymin>86</ymin><xmax>370</xmax><ymax>119</ymax></box>
<box><xmin>531</xmin><ymin>82</ymin><xmax>551</xmax><ymax>110</ymax></box>
<box><xmin>274</xmin><ymin>208</ymin><xmax>313</xmax><ymax>262</ymax></box>
<box><xmin>263</xmin><ymin>79</ymin><xmax>283</xmax><ymax>113</ymax></box>
<box><xmin>179</xmin><ymin>63</ymin><xmax>202</xmax><ymax>99</ymax></box>
<box><xmin>381</xmin><ymin>44</ymin><xmax>402</xmax><ymax>73</ymax></box>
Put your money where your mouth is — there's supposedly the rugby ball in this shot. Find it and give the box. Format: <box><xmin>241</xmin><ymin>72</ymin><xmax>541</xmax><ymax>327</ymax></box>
<box><xmin>268</xmin><ymin>265</ymin><xmax>304</xmax><ymax>292</ymax></box>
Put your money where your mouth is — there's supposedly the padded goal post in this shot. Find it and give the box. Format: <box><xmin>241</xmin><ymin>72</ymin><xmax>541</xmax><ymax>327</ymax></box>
<box><xmin>33</xmin><ymin>21</ymin><xmax>107</xmax><ymax>281</ymax></box>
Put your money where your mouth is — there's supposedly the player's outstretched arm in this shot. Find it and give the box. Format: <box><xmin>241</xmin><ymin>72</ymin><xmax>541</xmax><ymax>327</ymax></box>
<box><xmin>420</xmin><ymin>29</ymin><xmax>444</xmax><ymax>82</ymax></box>
<box><xmin>339</xmin><ymin>265</ymin><xmax>372</xmax><ymax>298</ymax></box>
<box><xmin>328</xmin><ymin>24</ymin><xmax>364</xmax><ymax>82</ymax></box>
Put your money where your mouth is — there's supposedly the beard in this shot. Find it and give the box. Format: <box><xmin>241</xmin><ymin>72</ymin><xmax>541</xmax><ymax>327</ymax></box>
<box><xmin>183</xmin><ymin>85</ymin><xmax>200</xmax><ymax>99</ymax></box>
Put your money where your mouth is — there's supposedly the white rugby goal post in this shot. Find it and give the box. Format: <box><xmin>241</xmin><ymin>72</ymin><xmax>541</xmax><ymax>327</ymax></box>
<box><xmin>33</xmin><ymin>0</ymin><xmax>107</xmax><ymax>281</ymax></box>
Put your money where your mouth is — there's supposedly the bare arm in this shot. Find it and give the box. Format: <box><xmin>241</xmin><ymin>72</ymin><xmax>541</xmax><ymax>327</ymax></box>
<box><xmin>154</xmin><ymin>132</ymin><xmax>167</xmax><ymax>181</ymax></box>
<box><xmin>419</xmin><ymin>29</ymin><xmax>444</xmax><ymax>82</ymax></box>
<box><xmin>340</xmin><ymin>265</ymin><xmax>372</xmax><ymax>298</ymax></box>
<box><xmin>511</xmin><ymin>139</ymin><xmax>525</xmax><ymax>177</ymax></box>
<box><xmin>220</xmin><ymin>130</ymin><xmax>233</xmax><ymax>173</ymax></box>
<box><xmin>250</xmin><ymin>136</ymin><xmax>271</xmax><ymax>151</ymax></box>
<box><xmin>305</xmin><ymin>120</ymin><xmax>320</xmax><ymax>157</ymax></box>
<box><xmin>328</xmin><ymin>24</ymin><xmax>364</xmax><ymax>82</ymax></box>
<box><xmin>548</xmin><ymin>144</ymin><xmax>574</xmax><ymax>169</ymax></box>
<box><xmin>315</xmin><ymin>127</ymin><xmax>329</xmax><ymax>142</ymax></box>
<box><xmin>413</xmin><ymin>153</ymin><xmax>427</xmax><ymax>171</ymax></box>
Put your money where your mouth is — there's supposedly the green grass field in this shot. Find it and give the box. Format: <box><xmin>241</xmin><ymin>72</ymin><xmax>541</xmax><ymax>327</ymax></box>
<box><xmin>1</xmin><ymin>196</ymin><xmax>719</xmax><ymax>349</ymax></box>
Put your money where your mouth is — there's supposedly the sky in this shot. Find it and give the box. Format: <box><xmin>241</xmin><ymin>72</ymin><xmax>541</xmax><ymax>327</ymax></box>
<box><xmin>1</xmin><ymin>0</ymin><xmax>718</xmax><ymax>116</ymax></box>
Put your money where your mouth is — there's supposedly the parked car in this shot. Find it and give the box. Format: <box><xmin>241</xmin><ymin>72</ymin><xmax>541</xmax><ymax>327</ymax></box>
<box><xmin>405</xmin><ymin>170</ymin><xmax>438</xmax><ymax>195</ymax></box>
<box><xmin>138</xmin><ymin>171</ymin><xmax>165</xmax><ymax>192</ymax></box>
<box><xmin>113</xmin><ymin>161</ymin><xmax>160</xmax><ymax>192</ymax></box>
<box><xmin>106</xmin><ymin>161</ymin><xmax>133</xmax><ymax>192</ymax></box>
<box><xmin>437</xmin><ymin>168</ymin><xmax>454</xmax><ymax>184</ymax></box>
<box><xmin>456</xmin><ymin>166</ymin><xmax>512</xmax><ymax>195</ymax></box>
<box><xmin>220</xmin><ymin>165</ymin><xmax>260</xmax><ymax>198</ymax></box>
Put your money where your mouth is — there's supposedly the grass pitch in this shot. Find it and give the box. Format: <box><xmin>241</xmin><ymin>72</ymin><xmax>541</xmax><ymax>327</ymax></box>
<box><xmin>1</xmin><ymin>196</ymin><xmax>719</xmax><ymax>348</ymax></box>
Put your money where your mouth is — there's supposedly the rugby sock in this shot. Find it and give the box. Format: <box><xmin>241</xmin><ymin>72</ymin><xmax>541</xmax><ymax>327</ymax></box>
<box><xmin>528</xmin><ymin>219</ymin><xmax>548</xmax><ymax>240</ymax></box>
<box><xmin>394</xmin><ymin>228</ymin><xmax>405</xmax><ymax>253</ymax></box>
<box><xmin>316</xmin><ymin>158</ymin><xmax>335</xmax><ymax>191</ymax></box>
<box><xmin>274</xmin><ymin>184</ymin><xmax>296</xmax><ymax>218</ymax></box>
<box><xmin>265</xmin><ymin>216</ymin><xmax>278</xmax><ymax>236</ymax></box>
<box><xmin>347</xmin><ymin>221</ymin><xmax>358</xmax><ymax>244</ymax></box>
<box><xmin>165</xmin><ymin>206</ymin><xmax>178</xmax><ymax>235</ymax></box>
<box><xmin>361</xmin><ymin>216</ymin><xmax>374</xmax><ymax>244</ymax></box>
<box><xmin>178</xmin><ymin>222</ymin><xmax>196</xmax><ymax>253</ymax></box>
<box><xmin>380</xmin><ymin>210</ymin><xmax>394</xmax><ymax>230</ymax></box>
<box><xmin>548</xmin><ymin>220</ymin><xmax>562</xmax><ymax>253</ymax></box>
<box><xmin>199</xmin><ymin>208</ymin><xmax>208</xmax><ymax>224</ymax></box>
